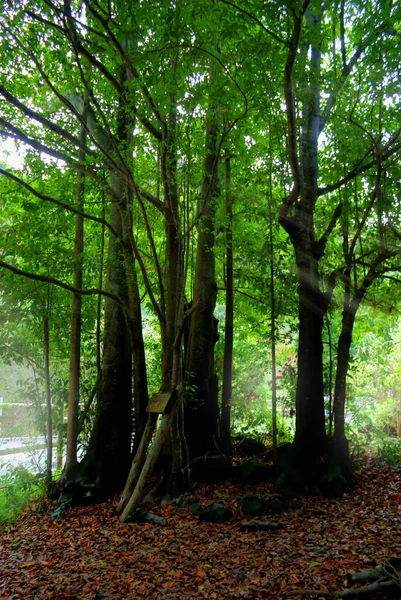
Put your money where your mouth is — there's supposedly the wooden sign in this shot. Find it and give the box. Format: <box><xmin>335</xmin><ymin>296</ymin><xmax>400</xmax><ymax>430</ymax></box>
<box><xmin>146</xmin><ymin>391</ymin><xmax>174</xmax><ymax>414</ymax></box>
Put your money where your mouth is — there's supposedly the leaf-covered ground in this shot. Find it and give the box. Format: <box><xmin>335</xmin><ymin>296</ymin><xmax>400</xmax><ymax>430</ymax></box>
<box><xmin>1</xmin><ymin>458</ymin><xmax>401</xmax><ymax>599</ymax></box>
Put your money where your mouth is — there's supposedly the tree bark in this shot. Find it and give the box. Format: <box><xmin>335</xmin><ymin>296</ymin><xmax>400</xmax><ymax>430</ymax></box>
<box><xmin>64</xmin><ymin>95</ymin><xmax>87</xmax><ymax>479</ymax></box>
<box><xmin>43</xmin><ymin>313</ymin><xmax>53</xmax><ymax>490</ymax></box>
<box><xmin>333</xmin><ymin>307</ymin><xmax>355</xmax><ymax>443</ymax></box>
<box><xmin>117</xmin><ymin>412</ymin><xmax>158</xmax><ymax>514</ymax></box>
<box><xmin>72</xmin><ymin>199</ymin><xmax>132</xmax><ymax>496</ymax></box>
<box><xmin>184</xmin><ymin>81</ymin><xmax>221</xmax><ymax>460</ymax></box>
<box><xmin>221</xmin><ymin>155</ymin><xmax>234</xmax><ymax>453</ymax></box>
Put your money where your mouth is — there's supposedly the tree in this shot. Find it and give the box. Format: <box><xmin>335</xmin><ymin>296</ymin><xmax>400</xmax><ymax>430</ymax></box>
<box><xmin>276</xmin><ymin>0</ymin><xmax>401</xmax><ymax>495</ymax></box>
<box><xmin>184</xmin><ymin>60</ymin><xmax>221</xmax><ymax>460</ymax></box>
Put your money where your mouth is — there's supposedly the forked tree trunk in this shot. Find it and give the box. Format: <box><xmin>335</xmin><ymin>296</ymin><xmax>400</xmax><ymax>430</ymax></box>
<box><xmin>119</xmin><ymin>301</ymin><xmax>197</xmax><ymax>522</ymax></box>
<box><xmin>277</xmin><ymin>5</ymin><xmax>342</xmax><ymax>496</ymax></box>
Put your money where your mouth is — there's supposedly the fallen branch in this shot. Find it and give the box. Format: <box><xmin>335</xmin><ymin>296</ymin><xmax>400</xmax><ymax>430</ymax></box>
<box><xmin>285</xmin><ymin>581</ymin><xmax>398</xmax><ymax>598</ymax></box>
<box><xmin>284</xmin><ymin>558</ymin><xmax>401</xmax><ymax>598</ymax></box>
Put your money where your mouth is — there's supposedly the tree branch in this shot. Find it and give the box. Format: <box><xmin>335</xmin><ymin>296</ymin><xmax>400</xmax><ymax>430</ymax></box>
<box><xmin>279</xmin><ymin>7</ymin><xmax>304</xmax><ymax>229</ymax></box>
<box><xmin>0</xmin><ymin>118</ymin><xmax>76</xmax><ymax>165</ymax></box>
<box><xmin>318</xmin><ymin>142</ymin><xmax>401</xmax><ymax>196</ymax></box>
<box><xmin>84</xmin><ymin>0</ymin><xmax>166</xmax><ymax>139</ymax></box>
<box><xmin>0</xmin><ymin>86</ymin><xmax>97</xmax><ymax>158</ymax></box>
<box><xmin>0</xmin><ymin>167</ymin><xmax>119</xmax><ymax>238</ymax></box>
<box><xmin>218</xmin><ymin>0</ymin><xmax>287</xmax><ymax>46</ymax></box>
<box><xmin>0</xmin><ymin>260</ymin><xmax>122</xmax><ymax>304</ymax></box>
<box><xmin>317</xmin><ymin>202</ymin><xmax>343</xmax><ymax>252</ymax></box>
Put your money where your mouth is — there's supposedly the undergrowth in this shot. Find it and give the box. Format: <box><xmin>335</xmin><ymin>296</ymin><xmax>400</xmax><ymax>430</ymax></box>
<box><xmin>0</xmin><ymin>464</ymin><xmax>45</xmax><ymax>530</ymax></box>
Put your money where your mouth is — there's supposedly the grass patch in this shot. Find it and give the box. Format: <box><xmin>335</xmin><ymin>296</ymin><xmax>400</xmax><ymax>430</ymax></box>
<box><xmin>0</xmin><ymin>465</ymin><xmax>45</xmax><ymax>531</ymax></box>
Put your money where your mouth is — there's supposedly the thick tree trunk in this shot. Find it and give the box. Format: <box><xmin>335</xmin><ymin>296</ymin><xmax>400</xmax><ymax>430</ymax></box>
<box><xmin>293</xmin><ymin>269</ymin><xmax>326</xmax><ymax>457</ymax></box>
<box><xmin>184</xmin><ymin>99</ymin><xmax>220</xmax><ymax>460</ymax></box>
<box><xmin>276</xmin><ymin>5</ymin><xmax>351</xmax><ymax>497</ymax></box>
<box><xmin>63</xmin><ymin>200</ymin><xmax>133</xmax><ymax>499</ymax></box>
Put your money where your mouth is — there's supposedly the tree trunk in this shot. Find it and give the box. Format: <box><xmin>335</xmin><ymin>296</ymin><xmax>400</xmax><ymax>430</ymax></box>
<box><xmin>117</xmin><ymin>412</ymin><xmax>158</xmax><ymax>514</ymax></box>
<box><xmin>43</xmin><ymin>313</ymin><xmax>53</xmax><ymax>490</ymax></box>
<box><xmin>118</xmin><ymin>187</ymin><xmax>149</xmax><ymax>453</ymax></box>
<box><xmin>184</xmin><ymin>89</ymin><xmax>221</xmax><ymax>460</ymax></box>
<box><xmin>268</xmin><ymin>150</ymin><xmax>278</xmax><ymax>462</ymax></box>
<box><xmin>277</xmin><ymin>6</ymin><xmax>340</xmax><ymax>496</ymax></box>
<box><xmin>63</xmin><ymin>200</ymin><xmax>133</xmax><ymax>499</ymax></box>
<box><xmin>333</xmin><ymin>307</ymin><xmax>355</xmax><ymax>443</ymax></box>
<box><xmin>64</xmin><ymin>97</ymin><xmax>87</xmax><ymax>479</ymax></box>
<box><xmin>148</xmin><ymin>40</ymin><xmax>187</xmax><ymax>500</ymax></box>
<box><xmin>221</xmin><ymin>155</ymin><xmax>234</xmax><ymax>453</ymax></box>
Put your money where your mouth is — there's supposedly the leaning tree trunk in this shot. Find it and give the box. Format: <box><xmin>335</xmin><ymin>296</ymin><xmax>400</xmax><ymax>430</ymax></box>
<box><xmin>184</xmin><ymin>91</ymin><xmax>221</xmax><ymax>461</ymax></box>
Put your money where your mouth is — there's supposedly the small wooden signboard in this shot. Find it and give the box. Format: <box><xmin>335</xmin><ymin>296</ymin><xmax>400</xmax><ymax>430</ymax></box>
<box><xmin>146</xmin><ymin>391</ymin><xmax>174</xmax><ymax>414</ymax></box>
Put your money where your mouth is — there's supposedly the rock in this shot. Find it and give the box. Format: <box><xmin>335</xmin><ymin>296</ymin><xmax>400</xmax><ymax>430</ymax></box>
<box><xmin>175</xmin><ymin>496</ymin><xmax>188</xmax><ymax>508</ymax></box>
<box><xmin>320</xmin><ymin>464</ymin><xmax>348</xmax><ymax>498</ymax></box>
<box><xmin>264</xmin><ymin>442</ymin><xmax>292</xmax><ymax>462</ymax></box>
<box><xmin>240</xmin><ymin>519</ymin><xmax>284</xmax><ymax>531</ymax></box>
<box><xmin>128</xmin><ymin>508</ymin><xmax>167</xmax><ymax>526</ymax></box>
<box><xmin>198</xmin><ymin>502</ymin><xmax>233</xmax><ymax>523</ymax></box>
<box><xmin>188</xmin><ymin>498</ymin><xmax>201</xmax><ymax>516</ymax></box>
<box><xmin>234</xmin><ymin>437</ymin><xmax>267</xmax><ymax>455</ymax></box>
<box><xmin>237</xmin><ymin>493</ymin><xmax>282</xmax><ymax>516</ymax></box>
<box><xmin>190</xmin><ymin>453</ymin><xmax>235</xmax><ymax>483</ymax></box>
<box><xmin>236</xmin><ymin>459</ymin><xmax>270</xmax><ymax>484</ymax></box>
<box><xmin>274</xmin><ymin>460</ymin><xmax>309</xmax><ymax>498</ymax></box>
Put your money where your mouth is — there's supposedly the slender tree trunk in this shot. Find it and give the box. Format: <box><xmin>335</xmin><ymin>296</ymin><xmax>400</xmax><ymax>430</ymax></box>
<box><xmin>118</xmin><ymin>184</ymin><xmax>149</xmax><ymax>452</ymax></box>
<box><xmin>333</xmin><ymin>306</ymin><xmax>355</xmax><ymax>443</ymax></box>
<box><xmin>221</xmin><ymin>155</ymin><xmax>233</xmax><ymax>453</ymax></box>
<box><xmin>43</xmin><ymin>314</ymin><xmax>53</xmax><ymax>490</ymax></box>
<box><xmin>268</xmin><ymin>151</ymin><xmax>278</xmax><ymax>462</ymax></box>
<box><xmin>64</xmin><ymin>97</ymin><xmax>87</xmax><ymax>478</ymax></box>
<box><xmin>57</xmin><ymin>402</ymin><xmax>64</xmax><ymax>471</ymax></box>
<box><xmin>117</xmin><ymin>412</ymin><xmax>158</xmax><ymax>514</ymax></box>
<box><xmin>96</xmin><ymin>189</ymin><xmax>106</xmax><ymax>376</ymax></box>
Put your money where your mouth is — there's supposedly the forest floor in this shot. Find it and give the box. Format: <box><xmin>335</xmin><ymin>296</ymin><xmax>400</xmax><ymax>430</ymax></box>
<box><xmin>1</xmin><ymin>455</ymin><xmax>401</xmax><ymax>599</ymax></box>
